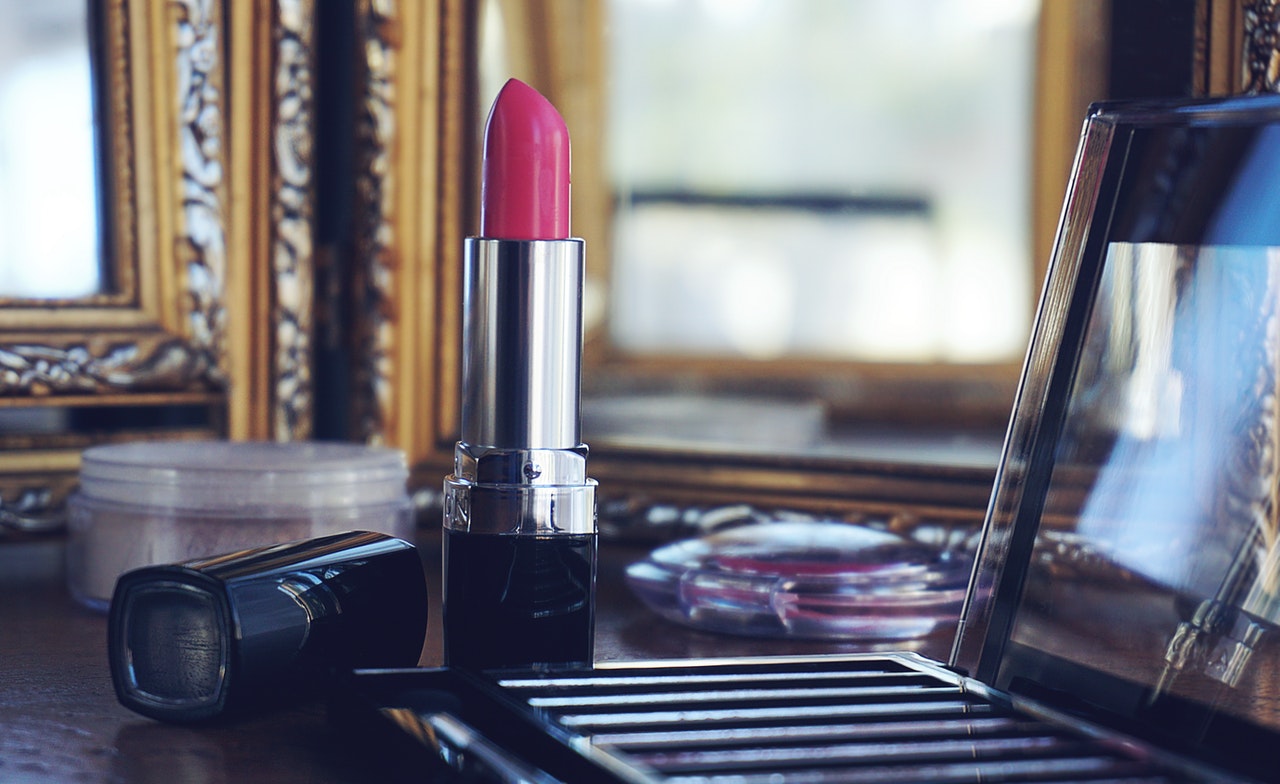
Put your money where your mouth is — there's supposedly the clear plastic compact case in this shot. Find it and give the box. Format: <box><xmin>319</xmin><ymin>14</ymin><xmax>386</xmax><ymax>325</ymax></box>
<box><xmin>624</xmin><ymin>520</ymin><xmax>971</xmax><ymax>640</ymax></box>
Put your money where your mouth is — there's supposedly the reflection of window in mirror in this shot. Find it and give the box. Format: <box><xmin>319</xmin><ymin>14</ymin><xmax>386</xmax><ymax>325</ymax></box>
<box><xmin>479</xmin><ymin>0</ymin><xmax>1104</xmax><ymax>461</ymax></box>
<box><xmin>609</xmin><ymin>1</ymin><xmax>1034</xmax><ymax>364</ymax></box>
<box><xmin>0</xmin><ymin>0</ymin><xmax>100</xmax><ymax>299</ymax></box>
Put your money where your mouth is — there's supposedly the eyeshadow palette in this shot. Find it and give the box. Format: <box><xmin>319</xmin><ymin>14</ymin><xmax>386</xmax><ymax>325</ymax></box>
<box><xmin>348</xmin><ymin>654</ymin><xmax>1211</xmax><ymax>783</ymax></box>
<box><xmin>341</xmin><ymin>95</ymin><xmax>1280</xmax><ymax>784</ymax></box>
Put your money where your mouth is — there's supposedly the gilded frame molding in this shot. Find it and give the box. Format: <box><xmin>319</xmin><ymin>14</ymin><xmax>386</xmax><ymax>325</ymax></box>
<box><xmin>227</xmin><ymin>0</ymin><xmax>317</xmax><ymax>442</ymax></box>
<box><xmin>1242</xmin><ymin>0</ymin><xmax>1280</xmax><ymax>93</ymax></box>
<box><xmin>0</xmin><ymin>0</ymin><xmax>229</xmax><ymax>396</ymax></box>
<box><xmin>352</xmin><ymin>0</ymin><xmax>468</xmax><ymax>479</ymax></box>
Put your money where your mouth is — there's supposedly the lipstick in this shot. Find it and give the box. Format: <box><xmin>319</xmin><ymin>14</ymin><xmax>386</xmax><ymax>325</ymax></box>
<box><xmin>442</xmin><ymin>79</ymin><xmax>597</xmax><ymax>670</ymax></box>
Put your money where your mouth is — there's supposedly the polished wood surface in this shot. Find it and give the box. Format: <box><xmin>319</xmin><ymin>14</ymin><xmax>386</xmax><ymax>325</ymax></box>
<box><xmin>0</xmin><ymin>532</ymin><xmax>953</xmax><ymax>783</ymax></box>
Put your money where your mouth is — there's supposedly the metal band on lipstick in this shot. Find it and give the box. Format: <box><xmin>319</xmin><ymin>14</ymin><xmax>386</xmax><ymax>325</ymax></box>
<box><xmin>443</xmin><ymin>237</ymin><xmax>597</xmax><ymax>537</ymax></box>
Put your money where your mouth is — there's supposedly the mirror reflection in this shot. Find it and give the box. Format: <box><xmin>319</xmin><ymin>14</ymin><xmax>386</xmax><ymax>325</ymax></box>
<box><xmin>1014</xmin><ymin>118</ymin><xmax>1280</xmax><ymax>733</ymax></box>
<box><xmin>604</xmin><ymin>0</ymin><xmax>1037</xmax><ymax>363</ymax></box>
<box><xmin>1020</xmin><ymin>243</ymin><xmax>1280</xmax><ymax>733</ymax></box>
<box><xmin>0</xmin><ymin>0</ymin><xmax>100</xmax><ymax>299</ymax></box>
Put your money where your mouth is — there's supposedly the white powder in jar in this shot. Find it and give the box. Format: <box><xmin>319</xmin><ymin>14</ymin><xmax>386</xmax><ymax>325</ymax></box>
<box><xmin>67</xmin><ymin>441</ymin><xmax>414</xmax><ymax>611</ymax></box>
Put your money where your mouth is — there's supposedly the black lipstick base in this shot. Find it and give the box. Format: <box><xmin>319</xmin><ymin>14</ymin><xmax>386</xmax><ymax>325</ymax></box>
<box><xmin>442</xmin><ymin>530</ymin><xmax>596</xmax><ymax>670</ymax></box>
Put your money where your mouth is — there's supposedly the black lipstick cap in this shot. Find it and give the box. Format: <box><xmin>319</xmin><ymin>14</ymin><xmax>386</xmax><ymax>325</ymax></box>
<box><xmin>108</xmin><ymin>530</ymin><xmax>428</xmax><ymax>723</ymax></box>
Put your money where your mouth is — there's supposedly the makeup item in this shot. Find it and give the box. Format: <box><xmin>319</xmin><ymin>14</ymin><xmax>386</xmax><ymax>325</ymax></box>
<box><xmin>343</xmin><ymin>657</ymin><xmax>1203</xmax><ymax>783</ymax></box>
<box><xmin>108</xmin><ymin>531</ymin><xmax>428</xmax><ymax>723</ymax></box>
<box><xmin>67</xmin><ymin>441</ymin><xmax>413</xmax><ymax>610</ymax></box>
<box><xmin>479</xmin><ymin>77</ymin><xmax>570</xmax><ymax>239</ymax></box>
<box><xmin>442</xmin><ymin>78</ymin><xmax>597</xmax><ymax>670</ymax></box>
<box><xmin>625</xmin><ymin>521</ymin><xmax>971</xmax><ymax>640</ymax></box>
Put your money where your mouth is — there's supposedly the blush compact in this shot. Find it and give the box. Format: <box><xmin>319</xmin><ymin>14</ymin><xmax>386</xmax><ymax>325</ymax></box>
<box><xmin>624</xmin><ymin>520</ymin><xmax>972</xmax><ymax>641</ymax></box>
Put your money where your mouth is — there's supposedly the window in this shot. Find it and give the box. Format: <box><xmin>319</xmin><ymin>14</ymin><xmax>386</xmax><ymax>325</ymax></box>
<box><xmin>607</xmin><ymin>0</ymin><xmax>1037</xmax><ymax>365</ymax></box>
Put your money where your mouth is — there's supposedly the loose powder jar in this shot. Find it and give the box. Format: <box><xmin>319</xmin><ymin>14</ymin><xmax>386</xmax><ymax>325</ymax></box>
<box><xmin>67</xmin><ymin>441</ymin><xmax>415</xmax><ymax>610</ymax></box>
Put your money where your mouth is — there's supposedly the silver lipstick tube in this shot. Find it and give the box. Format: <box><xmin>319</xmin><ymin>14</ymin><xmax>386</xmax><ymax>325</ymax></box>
<box><xmin>461</xmin><ymin>238</ymin><xmax>584</xmax><ymax>452</ymax></box>
<box><xmin>444</xmin><ymin>238</ymin><xmax>597</xmax><ymax>537</ymax></box>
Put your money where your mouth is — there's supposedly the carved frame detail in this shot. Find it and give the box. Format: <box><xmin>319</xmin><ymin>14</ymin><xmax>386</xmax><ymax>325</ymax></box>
<box><xmin>1244</xmin><ymin>0</ymin><xmax>1280</xmax><ymax>93</ymax></box>
<box><xmin>0</xmin><ymin>0</ymin><xmax>230</xmax><ymax>397</ymax></box>
<box><xmin>351</xmin><ymin>0</ymin><xmax>469</xmax><ymax>482</ymax></box>
<box><xmin>226</xmin><ymin>0</ymin><xmax>316</xmax><ymax>442</ymax></box>
<box><xmin>269</xmin><ymin>0</ymin><xmax>317</xmax><ymax>440</ymax></box>
<box><xmin>353</xmin><ymin>0</ymin><xmax>398</xmax><ymax>446</ymax></box>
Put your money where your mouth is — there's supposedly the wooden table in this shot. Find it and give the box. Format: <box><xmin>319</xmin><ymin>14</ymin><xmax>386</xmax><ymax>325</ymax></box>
<box><xmin>0</xmin><ymin>531</ymin><xmax>954</xmax><ymax>783</ymax></box>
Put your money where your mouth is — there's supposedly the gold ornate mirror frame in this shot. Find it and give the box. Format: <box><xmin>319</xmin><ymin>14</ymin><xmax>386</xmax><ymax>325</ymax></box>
<box><xmin>0</xmin><ymin>0</ymin><xmax>319</xmax><ymax>527</ymax></box>
<box><xmin>0</xmin><ymin>0</ymin><xmax>230</xmax><ymax>395</ymax></box>
<box><xmin>0</xmin><ymin>0</ymin><xmax>231</xmax><ymax>524</ymax></box>
<box><xmin>228</xmin><ymin>0</ymin><xmax>318</xmax><ymax>443</ymax></box>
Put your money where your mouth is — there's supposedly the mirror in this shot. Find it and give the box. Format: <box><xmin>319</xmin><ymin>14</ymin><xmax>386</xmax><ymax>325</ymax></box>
<box><xmin>347</xmin><ymin>1</ymin><xmax>1261</xmax><ymax>519</ymax></box>
<box><xmin>472</xmin><ymin>0</ymin><xmax>1108</xmax><ymax>461</ymax></box>
<box><xmin>599</xmin><ymin>1</ymin><xmax>1036</xmax><ymax>365</ymax></box>
<box><xmin>0</xmin><ymin>0</ymin><xmax>102</xmax><ymax>299</ymax></box>
<box><xmin>345</xmin><ymin>0</ymin><xmax>1104</xmax><ymax>517</ymax></box>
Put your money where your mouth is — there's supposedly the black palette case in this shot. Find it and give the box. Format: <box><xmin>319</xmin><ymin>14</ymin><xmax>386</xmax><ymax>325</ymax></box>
<box><xmin>337</xmin><ymin>96</ymin><xmax>1280</xmax><ymax>783</ymax></box>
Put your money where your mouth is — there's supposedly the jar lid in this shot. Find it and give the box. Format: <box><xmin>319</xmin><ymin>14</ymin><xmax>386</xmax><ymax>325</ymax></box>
<box><xmin>77</xmin><ymin>441</ymin><xmax>409</xmax><ymax>512</ymax></box>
